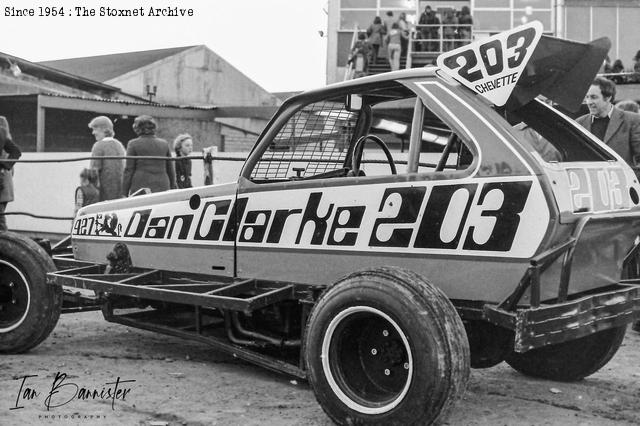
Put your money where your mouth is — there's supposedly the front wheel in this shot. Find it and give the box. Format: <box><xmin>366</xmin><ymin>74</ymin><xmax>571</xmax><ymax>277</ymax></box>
<box><xmin>0</xmin><ymin>232</ymin><xmax>62</xmax><ymax>353</ymax></box>
<box><xmin>304</xmin><ymin>267</ymin><xmax>470</xmax><ymax>425</ymax></box>
<box><xmin>505</xmin><ymin>326</ymin><xmax>626</xmax><ymax>381</ymax></box>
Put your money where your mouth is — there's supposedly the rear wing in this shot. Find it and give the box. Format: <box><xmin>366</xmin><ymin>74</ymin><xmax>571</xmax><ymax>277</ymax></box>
<box><xmin>437</xmin><ymin>21</ymin><xmax>610</xmax><ymax>113</ymax></box>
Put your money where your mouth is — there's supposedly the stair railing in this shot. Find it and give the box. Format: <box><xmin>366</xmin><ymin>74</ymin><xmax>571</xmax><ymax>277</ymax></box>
<box><xmin>406</xmin><ymin>30</ymin><xmax>414</xmax><ymax>69</ymax></box>
<box><xmin>343</xmin><ymin>25</ymin><xmax>360</xmax><ymax>81</ymax></box>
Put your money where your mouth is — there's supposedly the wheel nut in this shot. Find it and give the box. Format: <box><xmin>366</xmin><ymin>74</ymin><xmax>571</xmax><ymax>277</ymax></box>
<box><xmin>384</xmin><ymin>369</ymin><xmax>390</xmax><ymax>376</ymax></box>
<box><xmin>9</xmin><ymin>282</ymin><xmax>14</xmax><ymax>288</ymax></box>
<box><xmin>371</xmin><ymin>348</ymin><xmax>377</xmax><ymax>355</ymax></box>
<box><xmin>382</xmin><ymin>330</ymin><xmax>389</xmax><ymax>337</ymax></box>
<box><xmin>404</xmin><ymin>363</ymin><xmax>409</xmax><ymax>370</ymax></box>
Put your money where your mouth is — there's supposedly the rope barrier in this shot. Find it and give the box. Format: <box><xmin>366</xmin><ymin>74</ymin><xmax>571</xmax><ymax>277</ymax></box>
<box><xmin>0</xmin><ymin>154</ymin><xmax>446</xmax><ymax>224</ymax></box>
<box><xmin>0</xmin><ymin>155</ymin><xmax>246</xmax><ymax>163</ymax></box>
<box><xmin>0</xmin><ymin>155</ymin><xmax>436</xmax><ymax>167</ymax></box>
<box><xmin>0</xmin><ymin>212</ymin><xmax>74</xmax><ymax>221</ymax></box>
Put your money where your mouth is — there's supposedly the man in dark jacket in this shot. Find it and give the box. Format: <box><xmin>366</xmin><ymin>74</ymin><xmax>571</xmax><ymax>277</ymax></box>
<box><xmin>418</xmin><ymin>6</ymin><xmax>440</xmax><ymax>52</ymax></box>
<box><xmin>576</xmin><ymin>77</ymin><xmax>640</xmax><ymax>167</ymax></box>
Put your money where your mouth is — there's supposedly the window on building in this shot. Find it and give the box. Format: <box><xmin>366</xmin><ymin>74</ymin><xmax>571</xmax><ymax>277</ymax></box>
<box><xmin>473</xmin><ymin>0</ymin><xmax>554</xmax><ymax>34</ymax></box>
<box><xmin>342</xmin><ymin>0</ymin><xmax>376</xmax><ymax>8</ymax></box>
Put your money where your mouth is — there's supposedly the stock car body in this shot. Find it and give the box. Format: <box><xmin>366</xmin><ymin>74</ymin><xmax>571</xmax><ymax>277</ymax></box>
<box><xmin>2</xmin><ymin>23</ymin><xmax>640</xmax><ymax>425</ymax></box>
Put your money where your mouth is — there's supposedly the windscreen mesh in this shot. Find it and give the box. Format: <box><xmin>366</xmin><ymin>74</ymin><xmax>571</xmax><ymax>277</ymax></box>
<box><xmin>251</xmin><ymin>100</ymin><xmax>358</xmax><ymax>180</ymax></box>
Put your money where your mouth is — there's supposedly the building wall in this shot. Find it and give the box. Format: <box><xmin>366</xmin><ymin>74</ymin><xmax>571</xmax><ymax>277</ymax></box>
<box><xmin>105</xmin><ymin>46</ymin><xmax>280</xmax><ymax>107</ymax></box>
<box><xmin>154</xmin><ymin>117</ymin><xmax>222</xmax><ymax>153</ymax></box>
<box><xmin>564</xmin><ymin>2</ymin><xmax>640</xmax><ymax>70</ymax></box>
<box><xmin>104</xmin><ymin>46</ymin><xmax>274</xmax><ymax>150</ymax></box>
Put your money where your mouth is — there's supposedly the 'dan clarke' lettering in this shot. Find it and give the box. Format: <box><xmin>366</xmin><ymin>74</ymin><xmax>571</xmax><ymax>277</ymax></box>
<box><xmin>328</xmin><ymin>206</ymin><xmax>366</xmax><ymax>246</ymax></box>
<box><xmin>194</xmin><ymin>199</ymin><xmax>232</xmax><ymax>241</ymax></box>
<box><xmin>267</xmin><ymin>208</ymin><xmax>303</xmax><ymax>243</ymax></box>
<box><xmin>295</xmin><ymin>193</ymin><xmax>334</xmax><ymax>245</ymax></box>
<box><xmin>239</xmin><ymin>210</ymin><xmax>272</xmax><ymax>243</ymax></box>
<box><xmin>124</xmin><ymin>209</ymin><xmax>152</xmax><ymax>238</ymax></box>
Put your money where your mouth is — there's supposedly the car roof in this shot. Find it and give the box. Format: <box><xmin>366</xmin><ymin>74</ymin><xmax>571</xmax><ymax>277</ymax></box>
<box><xmin>290</xmin><ymin>67</ymin><xmax>441</xmax><ymax>102</ymax></box>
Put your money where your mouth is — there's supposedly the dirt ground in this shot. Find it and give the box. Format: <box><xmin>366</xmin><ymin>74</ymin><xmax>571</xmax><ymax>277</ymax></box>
<box><xmin>1</xmin><ymin>311</ymin><xmax>638</xmax><ymax>426</ymax></box>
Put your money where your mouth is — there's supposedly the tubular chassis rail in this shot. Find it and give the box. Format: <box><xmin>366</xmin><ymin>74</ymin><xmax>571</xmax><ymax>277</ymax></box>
<box><xmin>48</xmin><ymin>257</ymin><xmax>323</xmax><ymax>378</ymax></box>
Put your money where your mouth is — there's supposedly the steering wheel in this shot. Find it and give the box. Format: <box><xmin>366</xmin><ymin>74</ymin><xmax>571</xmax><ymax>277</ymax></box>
<box><xmin>351</xmin><ymin>134</ymin><xmax>397</xmax><ymax>176</ymax></box>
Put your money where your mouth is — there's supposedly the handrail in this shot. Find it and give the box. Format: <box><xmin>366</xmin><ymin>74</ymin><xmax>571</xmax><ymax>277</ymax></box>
<box><xmin>411</xmin><ymin>24</ymin><xmax>473</xmax><ymax>56</ymax></box>
<box><xmin>343</xmin><ymin>25</ymin><xmax>361</xmax><ymax>81</ymax></box>
<box><xmin>406</xmin><ymin>29</ymin><xmax>414</xmax><ymax>69</ymax></box>
<box><xmin>598</xmin><ymin>71</ymin><xmax>640</xmax><ymax>85</ymax></box>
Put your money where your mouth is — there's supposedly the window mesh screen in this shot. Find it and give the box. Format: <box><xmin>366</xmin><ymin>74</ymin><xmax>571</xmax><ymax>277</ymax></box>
<box><xmin>251</xmin><ymin>101</ymin><xmax>357</xmax><ymax>181</ymax></box>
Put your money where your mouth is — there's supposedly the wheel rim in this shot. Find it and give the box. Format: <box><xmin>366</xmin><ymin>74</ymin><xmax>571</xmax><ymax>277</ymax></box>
<box><xmin>321</xmin><ymin>306</ymin><xmax>413</xmax><ymax>414</ymax></box>
<box><xmin>0</xmin><ymin>259</ymin><xmax>31</xmax><ymax>332</ymax></box>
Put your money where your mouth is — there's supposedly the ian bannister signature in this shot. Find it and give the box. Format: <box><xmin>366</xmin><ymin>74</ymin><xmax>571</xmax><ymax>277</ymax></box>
<box><xmin>10</xmin><ymin>373</ymin><xmax>135</xmax><ymax>410</ymax></box>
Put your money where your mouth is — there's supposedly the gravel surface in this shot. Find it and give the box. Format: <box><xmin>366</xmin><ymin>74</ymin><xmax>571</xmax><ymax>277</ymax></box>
<box><xmin>1</xmin><ymin>311</ymin><xmax>638</xmax><ymax>426</ymax></box>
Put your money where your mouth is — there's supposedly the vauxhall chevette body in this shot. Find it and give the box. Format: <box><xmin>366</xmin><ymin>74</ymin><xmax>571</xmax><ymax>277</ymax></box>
<box><xmin>2</xmin><ymin>22</ymin><xmax>639</xmax><ymax>425</ymax></box>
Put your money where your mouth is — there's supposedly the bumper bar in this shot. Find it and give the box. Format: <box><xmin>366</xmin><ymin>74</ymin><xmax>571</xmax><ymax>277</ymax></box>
<box><xmin>485</xmin><ymin>281</ymin><xmax>640</xmax><ymax>352</ymax></box>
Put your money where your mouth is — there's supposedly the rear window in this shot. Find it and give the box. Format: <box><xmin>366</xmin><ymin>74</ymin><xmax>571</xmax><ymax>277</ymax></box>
<box><xmin>507</xmin><ymin>100</ymin><xmax>615</xmax><ymax>163</ymax></box>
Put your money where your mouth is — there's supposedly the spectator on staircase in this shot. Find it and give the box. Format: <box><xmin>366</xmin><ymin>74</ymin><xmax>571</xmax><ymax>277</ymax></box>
<box><xmin>366</xmin><ymin>16</ymin><xmax>386</xmax><ymax>65</ymax></box>
<box><xmin>419</xmin><ymin>5</ymin><xmax>440</xmax><ymax>52</ymax></box>
<box><xmin>382</xmin><ymin>11</ymin><xmax>395</xmax><ymax>58</ymax></box>
<box><xmin>442</xmin><ymin>9</ymin><xmax>458</xmax><ymax>52</ymax></box>
<box><xmin>348</xmin><ymin>32</ymin><xmax>370</xmax><ymax>78</ymax></box>
<box><xmin>457</xmin><ymin>6</ymin><xmax>473</xmax><ymax>48</ymax></box>
<box><xmin>386</xmin><ymin>22</ymin><xmax>404</xmax><ymax>71</ymax></box>
<box><xmin>397</xmin><ymin>12</ymin><xmax>410</xmax><ymax>58</ymax></box>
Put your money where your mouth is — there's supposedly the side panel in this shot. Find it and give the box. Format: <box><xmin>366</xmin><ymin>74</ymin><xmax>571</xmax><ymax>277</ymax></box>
<box><xmin>72</xmin><ymin>183</ymin><xmax>239</xmax><ymax>277</ymax></box>
<box><xmin>235</xmin><ymin>177</ymin><xmax>550</xmax><ymax>302</ymax></box>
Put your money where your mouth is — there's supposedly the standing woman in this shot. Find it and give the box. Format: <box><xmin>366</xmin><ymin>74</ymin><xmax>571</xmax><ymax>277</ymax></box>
<box><xmin>366</xmin><ymin>16</ymin><xmax>386</xmax><ymax>65</ymax></box>
<box><xmin>0</xmin><ymin>116</ymin><xmax>21</xmax><ymax>232</ymax></box>
<box><xmin>173</xmin><ymin>133</ymin><xmax>194</xmax><ymax>189</ymax></box>
<box><xmin>88</xmin><ymin>116</ymin><xmax>125</xmax><ymax>201</ymax></box>
<box><xmin>122</xmin><ymin>115</ymin><xmax>176</xmax><ymax>196</ymax></box>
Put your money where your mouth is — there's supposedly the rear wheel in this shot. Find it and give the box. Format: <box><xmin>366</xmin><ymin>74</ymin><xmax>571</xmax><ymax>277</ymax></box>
<box><xmin>304</xmin><ymin>267</ymin><xmax>469</xmax><ymax>425</ymax></box>
<box><xmin>0</xmin><ymin>232</ymin><xmax>62</xmax><ymax>353</ymax></box>
<box><xmin>505</xmin><ymin>326</ymin><xmax>626</xmax><ymax>381</ymax></box>
<box><xmin>465</xmin><ymin>320</ymin><xmax>513</xmax><ymax>369</ymax></box>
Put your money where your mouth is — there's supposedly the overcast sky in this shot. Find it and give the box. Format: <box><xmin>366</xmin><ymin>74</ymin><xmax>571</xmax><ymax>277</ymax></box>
<box><xmin>0</xmin><ymin>0</ymin><xmax>328</xmax><ymax>92</ymax></box>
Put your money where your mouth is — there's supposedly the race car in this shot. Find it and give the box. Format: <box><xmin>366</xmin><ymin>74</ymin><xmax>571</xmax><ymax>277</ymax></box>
<box><xmin>2</xmin><ymin>22</ymin><xmax>639</xmax><ymax>425</ymax></box>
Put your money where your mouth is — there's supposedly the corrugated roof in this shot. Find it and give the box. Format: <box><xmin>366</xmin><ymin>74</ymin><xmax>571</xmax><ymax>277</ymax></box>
<box><xmin>38</xmin><ymin>46</ymin><xmax>198</xmax><ymax>82</ymax></box>
<box><xmin>36</xmin><ymin>92</ymin><xmax>218</xmax><ymax>110</ymax></box>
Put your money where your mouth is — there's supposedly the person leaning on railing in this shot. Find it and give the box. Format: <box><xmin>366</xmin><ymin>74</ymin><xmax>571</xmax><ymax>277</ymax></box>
<box><xmin>174</xmin><ymin>133</ymin><xmax>194</xmax><ymax>189</ymax></box>
<box><xmin>348</xmin><ymin>33</ymin><xmax>370</xmax><ymax>78</ymax></box>
<box><xmin>0</xmin><ymin>116</ymin><xmax>21</xmax><ymax>232</ymax></box>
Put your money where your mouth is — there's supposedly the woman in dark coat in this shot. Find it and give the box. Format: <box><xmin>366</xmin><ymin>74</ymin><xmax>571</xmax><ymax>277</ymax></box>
<box><xmin>0</xmin><ymin>116</ymin><xmax>21</xmax><ymax>232</ymax></box>
<box><xmin>122</xmin><ymin>115</ymin><xmax>176</xmax><ymax>196</ymax></box>
<box><xmin>173</xmin><ymin>133</ymin><xmax>194</xmax><ymax>189</ymax></box>
<box><xmin>366</xmin><ymin>16</ymin><xmax>386</xmax><ymax>64</ymax></box>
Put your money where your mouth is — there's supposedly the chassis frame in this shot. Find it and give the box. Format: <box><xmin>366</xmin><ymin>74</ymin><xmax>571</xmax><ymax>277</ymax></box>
<box><xmin>47</xmin><ymin>210</ymin><xmax>640</xmax><ymax>377</ymax></box>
